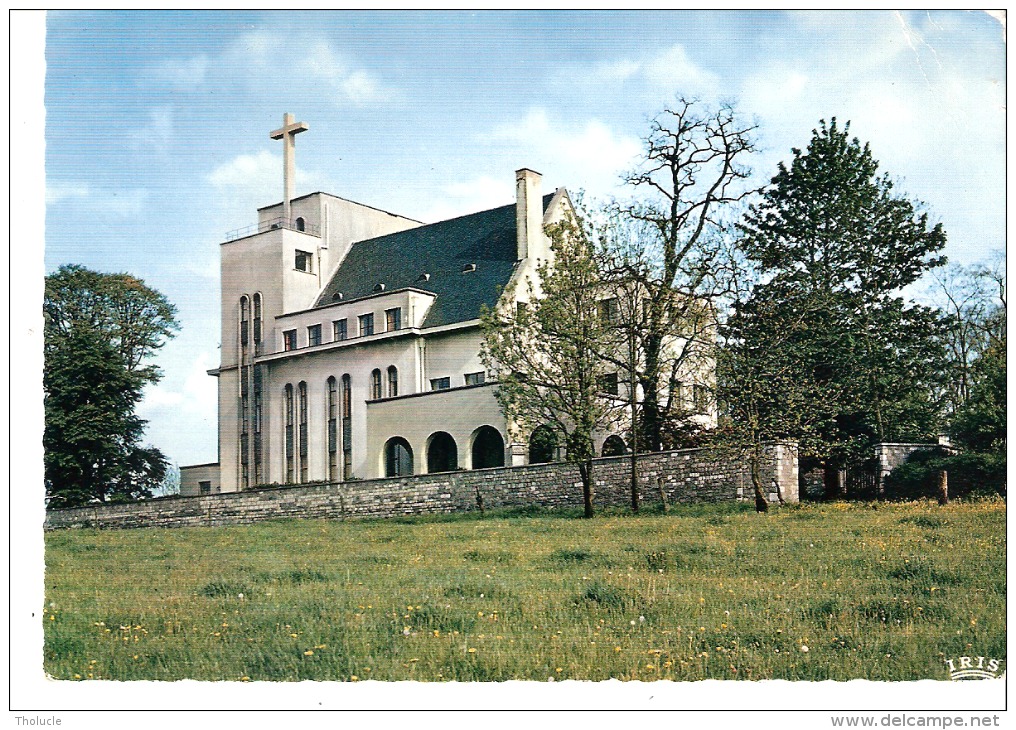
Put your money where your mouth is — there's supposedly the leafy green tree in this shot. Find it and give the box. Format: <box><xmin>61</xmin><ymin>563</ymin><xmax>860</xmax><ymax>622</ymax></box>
<box><xmin>481</xmin><ymin>215</ymin><xmax>619</xmax><ymax>517</ymax></box>
<box><xmin>719</xmin><ymin>280</ymin><xmax>844</xmax><ymax>511</ymax></box>
<box><xmin>736</xmin><ymin>119</ymin><xmax>949</xmax><ymax>492</ymax></box>
<box><xmin>44</xmin><ymin>265</ymin><xmax>178</xmax><ymax>507</ymax></box>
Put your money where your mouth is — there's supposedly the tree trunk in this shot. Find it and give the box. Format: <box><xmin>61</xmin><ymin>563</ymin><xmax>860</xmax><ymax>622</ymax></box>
<box><xmin>640</xmin><ymin>332</ymin><xmax>664</xmax><ymax>451</ymax></box>
<box><xmin>751</xmin><ymin>455</ymin><xmax>769</xmax><ymax>513</ymax></box>
<box><xmin>657</xmin><ymin>476</ymin><xmax>670</xmax><ymax>514</ymax></box>
<box><xmin>579</xmin><ymin>458</ymin><xmax>595</xmax><ymax>518</ymax></box>
<box><xmin>937</xmin><ymin>470</ymin><xmax>949</xmax><ymax>506</ymax></box>
<box><xmin>629</xmin><ymin>336</ymin><xmax>639</xmax><ymax>514</ymax></box>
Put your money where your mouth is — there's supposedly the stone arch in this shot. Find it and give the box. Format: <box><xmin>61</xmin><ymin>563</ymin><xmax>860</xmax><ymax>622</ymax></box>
<box><xmin>426</xmin><ymin>431</ymin><xmax>458</xmax><ymax>474</ymax></box>
<box><xmin>470</xmin><ymin>426</ymin><xmax>505</xmax><ymax>470</ymax></box>
<box><xmin>528</xmin><ymin>424</ymin><xmax>558</xmax><ymax>464</ymax></box>
<box><xmin>601</xmin><ymin>434</ymin><xmax>627</xmax><ymax>457</ymax></box>
<box><xmin>384</xmin><ymin>436</ymin><xmax>413</xmax><ymax>477</ymax></box>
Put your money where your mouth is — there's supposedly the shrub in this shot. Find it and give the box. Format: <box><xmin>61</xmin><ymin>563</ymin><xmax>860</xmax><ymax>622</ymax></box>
<box><xmin>884</xmin><ymin>449</ymin><xmax>1006</xmax><ymax>500</ymax></box>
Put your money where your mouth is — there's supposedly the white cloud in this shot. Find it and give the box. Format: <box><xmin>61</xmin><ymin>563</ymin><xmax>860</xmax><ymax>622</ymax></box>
<box><xmin>301</xmin><ymin>41</ymin><xmax>387</xmax><ymax>106</ymax></box>
<box><xmin>133</xmin><ymin>105</ymin><xmax>174</xmax><ymax>153</ymax></box>
<box><xmin>424</xmin><ymin>175</ymin><xmax>516</xmax><ymax>223</ymax></box>
<box><xmin>45</xmin><ymin>180</ymin><xmax>148</xmax><ymax>216</ymax></box>
<box><xmin>154</xmin><ymin>54</ymin><xmax>208</xmax><ymax>91</ymax></box>
<box><xmin>489</xmin><ymin>108</ymin><xmax>640</xmax><ymax>193</ymax></box>
<box><xmin>641</xmin><ymin>44</ymin><xmax>721</xmax><ymax>98</ymax></box>
<box><xmin>206</xmin><ymin>149</ymin><xmax>335</xmax><ymax>227</ymax></box>
<box><xmin>139</xmin><ymin>350</ymin><xmax>219</xmax><ymax>464</ymax></box>
<box><xmin>45</xmin><ymin>183</ymin><xmax>89</xmax><ymax>206</ymax></box>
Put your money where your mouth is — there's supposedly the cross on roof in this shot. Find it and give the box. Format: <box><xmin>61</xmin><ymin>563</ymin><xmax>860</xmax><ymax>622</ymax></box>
<box><xmin>270</xmin><ymin>113</ymin><xmax>308</xmax><ymax>224</ymax></box>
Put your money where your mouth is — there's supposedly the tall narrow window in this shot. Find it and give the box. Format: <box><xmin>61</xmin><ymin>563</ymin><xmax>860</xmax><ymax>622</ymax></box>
<box><xmin>370</xmin><ymin>369</ymin><xmax>382</xmax><ymax>400</ymax></box>
<box><xmin>239</xmin><ymin>296</ymin><xmax>250</xmax><ymax>349</ymax></box>
<box><xmin>693</xmin><ymin>384</ymin><xmax>708</xmax><ymax>414</ymax></box>
<box><xmin>298</xmin><ymin>381</ymin><xmax>308</xmax><ymax>483</ymax></box>
<box><xmin>253</xmin><ymin>293</ymin><xmax>263</xmax><ymax>356</ymax></box>
<box><xmin>327</xmin><ymin>376</ymin><xmax>338</xmax><ymax>483</ymax></box>
<box><xmin>284</xmin><ymin>329</ymin><xmax>297</xmax><ymax>351</ymax></box>
<box><xmin>285</xmin><ymin>384</ymin><xmax>295</xmax><ymax>483</ymax></box>
<box><xmin>341</xmin><ymin>375</ymin><xmax>352</xmax><ymax>479</ymax></box>
<box><xmin>387</xmin><ymin>366</ymin><xmax>398</xmax><ymax>397</ymax></box>
<box><xmin>359</xmin><ymin>313</ymin><xmax>374</xmax><ymax>337</ymax></box>
<box><xmin>253</xmin><ymin>365</ymin><xmax>263</xmax><ymax>485</ymax></box>
<box><xmin>333</xmin><ymin>319</ymin><xmax>347</xmax><ymax>341</ymax></box>
<box><xmin>239</xmin><ymin>364</ymin><xmax>250</xmax><ymax>487</ymax></box>
<box><xmin>295</xmin><ymin>216</ymin><xmax>306</xmax><ymax>232</ymax></box>
<box><xmin>385</xmin><ymin>307</ymin><xmax>402</xmax><ymax>332</ymax></box>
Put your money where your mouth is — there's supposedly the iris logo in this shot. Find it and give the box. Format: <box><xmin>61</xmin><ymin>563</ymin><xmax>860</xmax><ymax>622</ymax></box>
<box><xmin>945</xmin><ymin>656</ymin><xmax>1003</xmax><ymax>680</ymax></box>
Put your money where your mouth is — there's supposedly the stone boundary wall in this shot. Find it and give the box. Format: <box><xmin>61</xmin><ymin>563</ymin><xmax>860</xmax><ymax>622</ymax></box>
<box><xmin>44</xmin><ymin>444</ymin><xmax>798</xmax><ymax>531</ymax></box>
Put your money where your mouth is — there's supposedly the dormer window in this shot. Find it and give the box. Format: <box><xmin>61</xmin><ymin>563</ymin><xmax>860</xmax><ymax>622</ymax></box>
<box><xmin>295</xmin><ymin>250</ymin><xmax>312</xmax><ymax>273</ymax></box>
<box><xmin>373</xmin><ymin>283</ymin><xmax>386</xmax><ymax>292</ymax></box>
<box><xmin>416</xmin><ymin>273</ymin><xmax>431</xmax><ymax>282</ymax></box>
<box><xmin>332</xmin><ymin>291</ymin><xmax>343</xmax><ymax>301</ymax></box>
<box><xmin>462</xmin><ymin>263</ymin><xmax>476</xmax><ymax>273</ymax></box>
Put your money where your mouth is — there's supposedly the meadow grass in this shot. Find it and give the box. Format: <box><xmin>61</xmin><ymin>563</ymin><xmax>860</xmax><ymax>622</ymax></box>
<box><xmin>43</xmin><ymin>498</ymin><xmax>1005</xmax><ymax>682</ymax></box>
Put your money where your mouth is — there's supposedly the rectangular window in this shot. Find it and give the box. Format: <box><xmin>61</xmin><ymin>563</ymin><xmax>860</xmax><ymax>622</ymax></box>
<box><xmin>308</xmin><ymin>324</ymin><xmax>322</xmax><ymax>346</ymax></box>
<box><xmin>295</xmin><ymin>250</ymin><xmax>312</xmax><ymax>272</ymax></box>
<box><xmin>385</xmin><ymin>307</ymin><xmax>402</xmax><ymax>332</ymax></box>
<box><xmin>599</xmin><ymin>372</ymin><xmax>619</xmax><ymax>396</ymax></box>
<box><xmin>358</xmin><ymin>313</ymin><xmax>374</xmax><ymax>337</ymax></box>
<box><xmin>333</xmin><ymin>319</ymin><xmax>347</xmax><ymax>341</ymax></box>
<box><xmin>430</xmin><ymin>377</ymin><xmax>450</xmax><ymax>391</ymax></box>
<box><xmin>598</xmin><ymin>298</ymin><xmax>620</xmax><ymax>325</ymax></box>
<box><xmin>199</xmin><ymin>481</ymin><xmax>211</xmax><ymax>495</ymax></box>
<box><xmin>283</xmin><ymin>329</ymin><xmax>297</xmax><ymax>351</ymax></box>
<box><xmin>464</xmin><ymin>372</ymin><xmax>485</xmax><ymax>386</ymax></box>
<box><xmin>693</xmin><ymin>384</ymin><xmax>709</xmax><ymax>414</ymax></box>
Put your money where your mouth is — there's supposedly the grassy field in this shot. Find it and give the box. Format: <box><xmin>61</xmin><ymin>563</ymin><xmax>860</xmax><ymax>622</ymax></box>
<box><xmin>43</xmin><ymin>498</ymin><xmax>1005</xmax><ymax>682</ymax></box>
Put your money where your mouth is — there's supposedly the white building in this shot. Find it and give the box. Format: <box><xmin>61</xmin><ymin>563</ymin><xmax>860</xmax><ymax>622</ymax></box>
<box><xmin>181</xmin><ymin>115</ymin><xmax>713</xmax><ymax>496</ymax></box>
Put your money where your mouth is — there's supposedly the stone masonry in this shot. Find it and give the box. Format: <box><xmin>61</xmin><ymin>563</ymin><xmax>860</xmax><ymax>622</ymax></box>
<box><xmin>45</xmin><ymin>443</ymin><xmax>798</xmax><ymax>531</ymax></box>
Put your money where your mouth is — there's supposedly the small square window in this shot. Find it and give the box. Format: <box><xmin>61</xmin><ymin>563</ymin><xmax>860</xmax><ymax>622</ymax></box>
<box><xmin>283</xmin><ymin>329</ymin><xmax>297</xmax><ymax>351</ymax></box>
<box><xmin>599</xmin><ymin>372</ymin><xmax>619</xmax><ymax>396</ymax></box>
<box><xmin>598</xmin><ymin>298</ymin><xmax>620</xmax><ymax>325</ymax></box>
<box><xmin>358</xmin><ymin>313</ymin><xmax>374</xmax><ymax>337</ymax></box>
<box><xmin>430</xmin><ymin>377</ymin><xmax>450</xmax><ymax>391</ymax></box>
<box><xmin>308</xmin><ymin>324</ymin><xmax>322</xmax><ymax>346</ymax></box>
<box><xmin>295</xmin><ymin>250</ymin><xmax>312</xmax><ymax>272</ymax></box>
<box><xmin>199</xmin><ymin>481</ymin><xmax>211</xmax><ymax>495</ymax></box>
<box><xmin>464</xmin><ymin>372</ymin><xmax>485</xmax><ymax>386</ymax></box>
<box><xmin>333</xmin><ymin>319</ymin><xmax>347</xmax><ymax>341</ymax></box>
<box><xmin>385</xmin><ymin>307</ymin><xmax>402</xmax><ymax>332</ymax></box>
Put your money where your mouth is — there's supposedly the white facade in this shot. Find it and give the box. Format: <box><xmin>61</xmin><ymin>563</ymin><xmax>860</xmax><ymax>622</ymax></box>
<box><xmin>191</xmin><ymin>167</ymin><xmax>578</xmax><ymax>495</ymax></box>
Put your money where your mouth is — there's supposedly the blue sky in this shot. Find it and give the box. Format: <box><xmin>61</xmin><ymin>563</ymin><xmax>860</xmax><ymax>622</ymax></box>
<box><xmin>39</xmin><ymin>10</ymin><xmax>1006</xmax><ymax>469</ymax></box>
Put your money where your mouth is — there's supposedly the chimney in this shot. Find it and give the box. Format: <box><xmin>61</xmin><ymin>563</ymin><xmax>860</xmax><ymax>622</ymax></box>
<box><xmin>515</xmin><ymin>168</ymin><xmax>543</xmax><ymax>261</ymax></box>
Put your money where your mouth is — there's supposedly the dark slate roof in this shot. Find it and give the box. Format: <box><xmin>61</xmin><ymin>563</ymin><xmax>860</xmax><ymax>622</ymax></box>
<box><xmin>315</xmin><ymin>193</ymin><xmax>555</xmax><ymax>328</ymax></box>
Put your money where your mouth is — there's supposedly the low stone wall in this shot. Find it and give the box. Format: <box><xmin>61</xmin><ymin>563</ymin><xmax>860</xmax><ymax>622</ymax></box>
<box><xmin>44</xmin><ymin>443</ymin><xmax>798</xmax><ymax>531</ymax></box>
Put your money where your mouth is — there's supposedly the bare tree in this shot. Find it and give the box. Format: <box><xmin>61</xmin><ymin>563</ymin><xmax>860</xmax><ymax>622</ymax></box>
<box><xmin>614</xmin><ymin>98</ymin><xmax>758</xmax><ymax>451</ymax></box>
